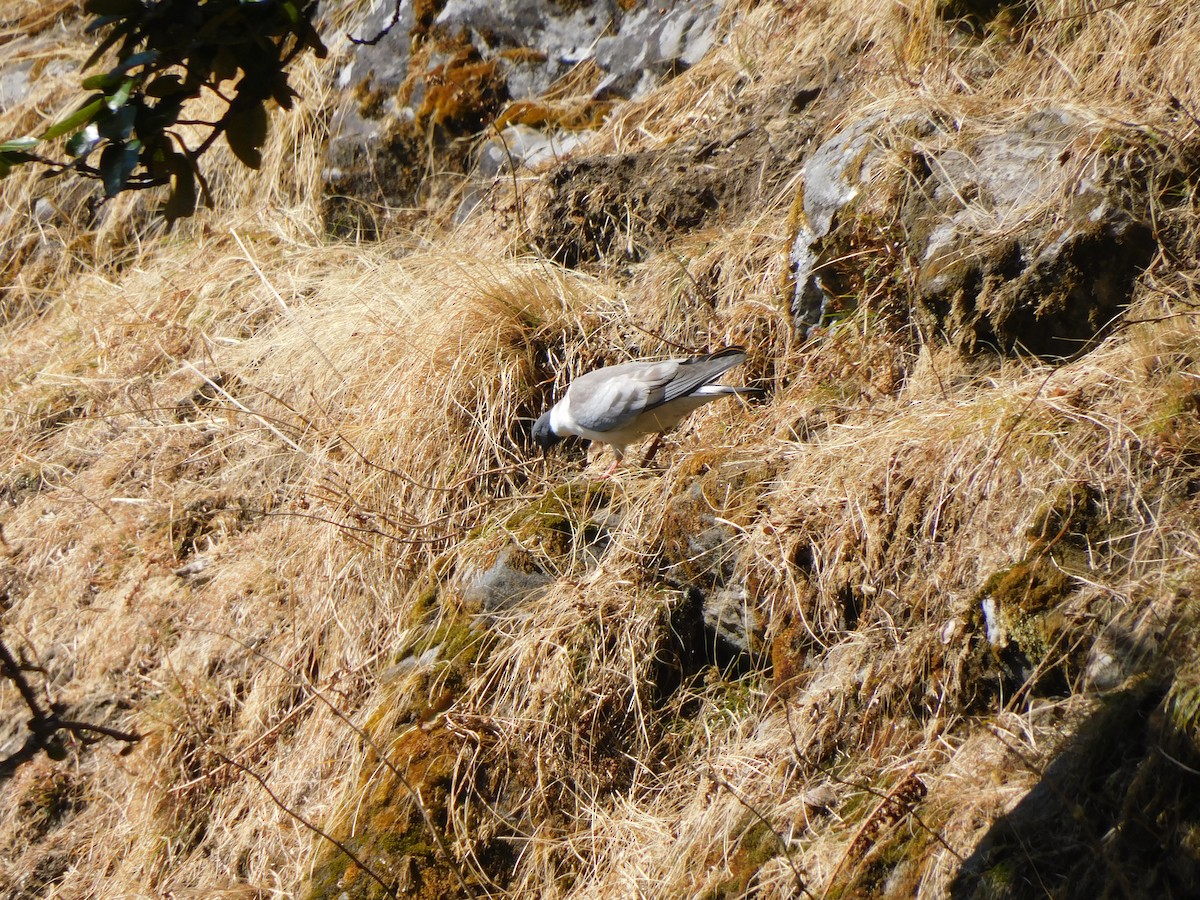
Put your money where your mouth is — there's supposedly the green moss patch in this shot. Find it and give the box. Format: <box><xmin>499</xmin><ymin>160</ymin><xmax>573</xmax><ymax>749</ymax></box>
<box><xmin>305</xmin><ymin>724</ymin><xmax>471</xmax><ymax>900</ymax></box>
<box><xmin>699</xmin><ymin>818</ymin><xmax>792</xmax><ymax>900</ymax></box>
<box><xmin>502</xmin><ymin>480</ymin><xmax>610</xmax><ymax>557</ymax></box>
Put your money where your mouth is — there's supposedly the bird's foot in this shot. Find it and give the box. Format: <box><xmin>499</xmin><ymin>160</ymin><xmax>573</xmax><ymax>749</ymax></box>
<box><xmin>599</xmin><ymin>456</ymin><xmax>622</xmax><ymax>479</ymax></box>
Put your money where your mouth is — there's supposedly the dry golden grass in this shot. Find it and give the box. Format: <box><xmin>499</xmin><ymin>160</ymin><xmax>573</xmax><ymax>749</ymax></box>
<box><xmin>2</xmin><ymin>0</ymin><xmax>1200</xmax><ymax>897</ymax></box>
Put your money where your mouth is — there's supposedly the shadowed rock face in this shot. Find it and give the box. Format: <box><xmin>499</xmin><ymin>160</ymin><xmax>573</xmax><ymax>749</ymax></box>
<box><xmin>949</xmin><ymin>678</ymin><xmax>1200</xmax><ymax>899</ymax></box>
<box><xmin>910</xmin><ymin>112</ymin><xmax>1157</xmax><ymax>356</ymax></box>
<box><xmin>789</xmin><ymin>110</ymin><xmax>1158</xmax><ymax>357</ymax></box>
<box><xmin>534</xmin><ymin>114</ymin><xmax>814</xmax><ymax>268</ymax></box>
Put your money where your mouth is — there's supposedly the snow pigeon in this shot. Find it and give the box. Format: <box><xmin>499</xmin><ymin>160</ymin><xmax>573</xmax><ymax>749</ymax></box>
<box><xmin>531</xmin><ymin>346</ymin><xmax>758</xmax><ymax>472</ymax></box>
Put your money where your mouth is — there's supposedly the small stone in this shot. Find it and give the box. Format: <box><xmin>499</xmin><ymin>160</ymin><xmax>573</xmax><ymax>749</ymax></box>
<box><xmin>462</xmin><ymin>546</ymin><xmax>553</xmax><ymax>612</ymax></box>
<box><xmin>173</xmin><ymin>556</ymin><xmax>212</xmax><ymax>581</ymax></box>
<box><xmin>703</xmin><ymin>585</ymin><xmax>761</xmax><ymax>657</ymax></box>
<box><xmin>802</xmin><ymin>781</ymin><xmax>838</xmax><ymax>810</ymax></box>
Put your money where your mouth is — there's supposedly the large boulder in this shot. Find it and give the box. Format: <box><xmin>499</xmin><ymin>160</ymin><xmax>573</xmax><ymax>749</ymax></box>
<box><xmin>787</xmin><ymin>110</ymin><xmax>1157</xmax><ymax>356</ymax></box>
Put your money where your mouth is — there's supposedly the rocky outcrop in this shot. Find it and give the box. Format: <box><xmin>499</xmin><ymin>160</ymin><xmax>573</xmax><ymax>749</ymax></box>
<box><xmin>788</xmin><ymin>110</ymin><xmax>1157</xmax><ymax>356</ymax></box>
<box><xmin>325</xmin><ymin>0</ymin><xmax>727</xmax><ymax>233</ymax></box>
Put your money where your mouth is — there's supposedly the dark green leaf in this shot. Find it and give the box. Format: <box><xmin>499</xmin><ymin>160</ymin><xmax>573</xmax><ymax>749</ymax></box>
<box><xmin>299</xmin><ymin>19</ymin><xmax>328</xmax><ymax>58</ymax></box>
<box><xmin>82</xmin><ymin>71</ymin><xmax>122</xmax><ymax>90</ymax></box>
<box><xmin>98</xmin><ymin>103</ymin><xmax>137</xmax><ymax>142</ymax></box>
<box><xmin>0</xmin><ymin>150</ymin><xmax>37</xmax><ymax>174</ymax></box>
<box><xmin>212</xmin><ymin>46</ymin><xmax>239</xmax><ymax>83</ymax></box>
<box><xmin>143</xmin><ymin>96</ymin><xmax>185</xmax><ymax>133</ymax></box>
<box><xmin>106</xmin><ymin>78</ymin><xmax>135</xmax><ymax>110</ymax></box>
<box><xmin>40</xmin><ymin>97</ymin><xmax>105</xmax><ymax>140</ymax></box>
<box><xmin>145</xmin><ymin>74</ymin><xmax>184</xmax><ymax>98</ymax></box>
<box><xmin>66</xmin><ymin>125</ymin><xmax>101</xmax><ymax>158</ymax></box>
<box><xmin>115</xmin><ymin>49</ymin><xmax>159</xmax><ymax>75</ymax></box>
<box><xmin>223</xmin><ymin>102</ymin><xmax>268</xmax><ymax>169</ymax></box>
<box><xmin>99</xmin><ymin>139</ymin><xmax>141</xmax><ymax>197</ymax></box>
<box><xmin>270</xmin><ymin>73</ymin><xmax>295</xmax><ymax>110</ymax></box>
<box><xmin>145</xmin><ymin>142</ymin><xmax>171</xmax><ymax>180</ymax></box>
<box><xmin>197</xmin><ymin>6</ymin><xmax>245</xmax><ymax>43</ymax></box>
<box><xmin>85</xmin><ymin>14</ymin><xmax>121</xmax><ymax>33</ymax></box>
<box><xmin>164</xmin><ymin>166</ymin><xmax>197</xmax><ymax>222</ymax></box>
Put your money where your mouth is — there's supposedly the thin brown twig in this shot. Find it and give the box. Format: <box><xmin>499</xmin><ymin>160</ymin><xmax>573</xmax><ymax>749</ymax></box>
<box><xmin>349</xmin><ymin>0</ymin><xmax>404</xmax><ymax>46</ymax></box>
<box><xmin>192</xmin><ymin>627</ymin><xmax>484</xmax><ymax>897</ymax></box>
<box><xmin>158</xmin><ymin>642</ymin><xmax>406</xmax><ymax>900</ymax></box>
<box><xmin>706</xmin><ymin>764</ymin><xmax>815</xmax><ymax>898</ymax></box>
<box><xmin>211</xmin><ymin>748</ymin><xmax>400</xmax><ymax>900</ymax></box>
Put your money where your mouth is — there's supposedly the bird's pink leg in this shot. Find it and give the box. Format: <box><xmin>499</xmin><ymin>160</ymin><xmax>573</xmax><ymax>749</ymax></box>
<box><xmin>600</xmin><ymin>454</ymin><xmax>623</xmax><ymax>479</ymax></box>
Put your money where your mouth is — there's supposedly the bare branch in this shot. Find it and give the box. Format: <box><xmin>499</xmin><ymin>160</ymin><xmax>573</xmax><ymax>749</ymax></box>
<box><xmin>0</xmin><ymin>637</ymin><xmax>141</xmax><ymax>780</ymax></box>
<box><xmin>349</xmin><ymin>0</ymin><xmax>404</xmax><ymax>46</ymax></box>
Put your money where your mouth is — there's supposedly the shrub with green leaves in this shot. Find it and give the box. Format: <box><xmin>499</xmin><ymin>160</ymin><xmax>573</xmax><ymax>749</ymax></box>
<box><xmin>0</xmin><ymin>0</ymin><xmax>326</xmax><ymax>221</ymax></box>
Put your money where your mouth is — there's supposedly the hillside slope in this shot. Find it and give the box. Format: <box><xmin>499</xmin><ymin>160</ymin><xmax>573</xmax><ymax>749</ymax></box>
<box><xmin>2</xmin><ymin>1</ymin><xmax>1200</xmax><ymax>897</ymax></box>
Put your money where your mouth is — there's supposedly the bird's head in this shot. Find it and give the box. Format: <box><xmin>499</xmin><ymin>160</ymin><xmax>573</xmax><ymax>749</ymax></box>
<box><xmin>531</xmin><ymin>410</ymin><xmax>563</xmax><ymax>452</ymax></box>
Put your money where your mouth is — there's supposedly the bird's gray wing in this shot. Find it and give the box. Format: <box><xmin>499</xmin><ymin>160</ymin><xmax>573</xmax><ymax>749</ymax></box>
<box><xmin>651</xmin><ymin>347</ymin><xmax>747</xmax><ymax>408</ymax></box>
<box><xmin>566</xmin><ymin>359</ymin><xmax>682</xmax><ymax>432</ymax></box>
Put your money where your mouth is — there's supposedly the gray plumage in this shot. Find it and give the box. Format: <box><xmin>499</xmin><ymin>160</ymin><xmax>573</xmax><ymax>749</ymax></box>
<box><xmin>532</xmin><ymin>347</ymin><xmax>757</xmax><ymax>468</ymax></box>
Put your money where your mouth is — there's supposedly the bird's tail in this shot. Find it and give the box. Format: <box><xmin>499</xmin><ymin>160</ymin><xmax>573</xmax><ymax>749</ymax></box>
<box><xmin>694</xmin><ymin>384</ymin><xmax>765</xmax><ymax>395</ymax></box>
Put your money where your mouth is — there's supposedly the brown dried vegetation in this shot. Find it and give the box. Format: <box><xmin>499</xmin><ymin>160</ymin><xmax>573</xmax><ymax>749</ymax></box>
<box><xmin>3</xmin><ymin>1</ymin><xmax>1200</xmax><ymax>898</ymax></box>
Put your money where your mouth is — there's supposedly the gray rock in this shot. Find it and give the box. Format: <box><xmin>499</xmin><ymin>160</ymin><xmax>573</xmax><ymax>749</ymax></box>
<box><xmin>789</xmin><ymin>113</ymin><xmax>889</xmax><ymax>333</ymax></box>
<box><xmin>456</xmin><ymin>125</ymin><xmax>595</xmax><ymax>222</ymax></box>
<box><xmin>324</xmin><ymin>0</ymin><xmax>420</xmax><ymax>230</ymax></box>
<box><xmin>915</xmin><ymin>114</ymin><xmax>1155</xmax><ymax>356</ymax></box>
<box><xmin>173</xmin><ymin>555</ymin><xmax>213</xmax><ymax>583</ymax></box>
<box><xmin>435</xmin><ymin>0</ymin><xmax>724</xmax><ymax>102</ymax></box>
<box><xmin>703</xmin><ymin>585</ymin><xmax>762</xmax><ymax>657</ymax></box>
<box><xmin>475</xmin><ymin>125</ymin><xmax>593</xmax><ymax>180</ymax></box>
<box><xmin>437</xmin><ymin>0</ymin><xmax>615</xmax><ymax>101</ymax></box>
<box><xmin>462</xmin><ymin>546</ymin><xmax>553</xmax><ymax>612</ymax></box>
<box><xmin>379</xmin><ymin>647</ymin><xmax>440</xmax><ymax>683</ymax></box>
<box><xmin>593</xmin><ymin>0</ymin><xmax>725</xmax><ymax>100</ymax></box>
<box><xmin>340</xmin><ymin>0</ymin><xmax>416</xmax><ymax>100</ymax></box>
<box><xmin>786</xmin><ymin>110</ymin><xmax>1156</xmax><ymax>355</ymax></box>
<box><xmin>0</xmin><ymin>42</ymin><xmax>70</xmax><ymax>114</ymax></box>
<box><xmin>0</xmin><ymin>61</ymin><xmax>33</xmax><ymax>112</ymax></box>
<box><xmin>326</xmin><ymin>0</ymin><xmax>728</xmax><ymax>224</ymax></box>
<box><xmin>801</xmin><ymin>781</ymin><xmax>838</xmax><ymax>812</ymax></box>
